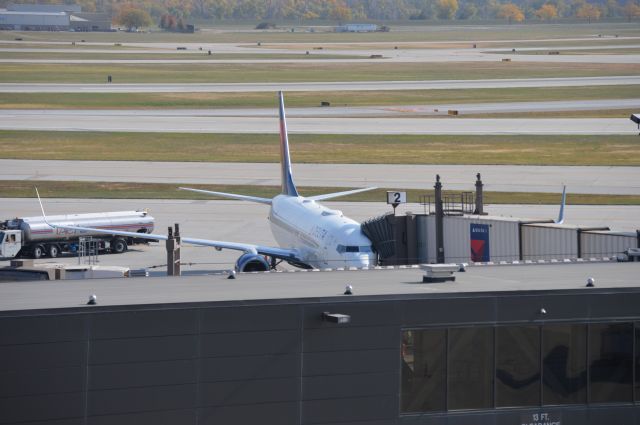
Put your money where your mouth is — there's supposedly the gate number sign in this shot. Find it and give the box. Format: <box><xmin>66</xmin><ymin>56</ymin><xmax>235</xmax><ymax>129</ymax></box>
<box><xmin>386</xmin><ymin>191</ymin><xmax>407</xmax><ymax>205</ymax></box>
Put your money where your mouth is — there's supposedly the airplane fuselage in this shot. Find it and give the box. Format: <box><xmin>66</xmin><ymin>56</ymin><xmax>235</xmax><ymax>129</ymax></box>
<box><xmin>269</xmin><ymin>195</ymin><xmax>375</xmax><ymax>269</ymax></box>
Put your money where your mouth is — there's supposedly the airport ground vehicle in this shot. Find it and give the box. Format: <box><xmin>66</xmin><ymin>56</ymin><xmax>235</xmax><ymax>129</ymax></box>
<box><xmin>0</xmin><ymin>211</ymin><xmax>155</xmax><ymax>260</ymax></box>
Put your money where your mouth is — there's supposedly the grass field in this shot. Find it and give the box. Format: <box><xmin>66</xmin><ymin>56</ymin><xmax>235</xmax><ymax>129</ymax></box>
<box><xmin>6</xmin><ymin>180</ymin><xmax>639</xmax><ymax>205</ymax></box>
<box><xmin>2</xmin><ymin>85</ymin><xmax>638</xmax><ymax>109</ymax></box>
<box><xmin>1</xmin><ymin>22</ymin><xmax>639</xmax><ymax>43</ymax></box>
<box><xmin>489</xmin><ymin>48</ymin><xmax>640</xmax><ymax>55</ymax></box>
<box><xmin>0</xmin><ymin>52</ymin><xmax>368</xmax><ymax>60</ymax></box>
<box><xmin>1</xmin><ymin>131</ymin><xmax>638</xmax><ymax>166</ymax></box>
<box><xmin>0</xmin><ymin>61</ymin><xmax>637</xmax><ymax>83</ymax></box>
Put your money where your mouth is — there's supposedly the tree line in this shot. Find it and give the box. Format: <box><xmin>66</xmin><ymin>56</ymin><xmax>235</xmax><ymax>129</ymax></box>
<box><xmin>3</xmin><ymin>0</ymin><xmax>640</xmax><ymax>25</ymax></box>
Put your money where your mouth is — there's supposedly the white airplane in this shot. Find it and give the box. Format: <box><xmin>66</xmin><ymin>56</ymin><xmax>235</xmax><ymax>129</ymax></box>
<box><xmin>38</xmin><ymin>92</ymin><xmax>377</xmax><ymax>271</ymax></box>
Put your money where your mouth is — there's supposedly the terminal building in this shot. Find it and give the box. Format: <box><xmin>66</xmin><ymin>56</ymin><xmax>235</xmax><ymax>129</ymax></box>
<box><xmin>0</xmin><ymin>262</ymin><xmax>638</xmax><ymax>424</ymax></box>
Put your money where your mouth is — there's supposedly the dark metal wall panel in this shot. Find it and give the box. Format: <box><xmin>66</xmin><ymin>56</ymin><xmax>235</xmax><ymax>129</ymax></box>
<box><xmin>200</xmin><ymin>353</ymin><xmax>299</xmax><ymax>382</ymax></box>
<box><xmin>90</xmin><ymin>309</ymin><xmax>197</xmax><ymax>339</ymax></box>
<box><xmin>0</xmin><ymin>314</ymin><xmax>86</xmax><ymax>345</ymax></box>
<box><xmin>200</xmin><ymin>304</ymin><xmax>300</xmax><ymax>333</ymax></box>
<box><xmin>89</xmin><ymin>334</ymin><xmax>196</xmax><ymax>364</ymax></box>
<box><xmin>197</xmin><ymin>401</ymin><xmax>299</xmax><ymax>425</ymax></box>
<box><xmin>303</xmin><ymin>301</ymin><xmax>401</xmax><ymax>329</ymax></box>
<box><xmin>589</xmin><ymin>292</ymin><xmax>640</xmax><ymax>319</ymax></box>
<box><xmin>304</xmin><ymin>325</ymin><xmax>398</xmax><ymax>352</ymax></box>
<box><xmin>199</xmin><ymin>377</ymin><xmax>299</xmax><ymax>406</ymax></box>
<box><xmin>87</xmin><ymin>409</ymin><xmax>196</xmax><ymax>425</ymax></box>
<box><xmin>402</xmin><ymin>297</ymin><xmax>496</xmax><ymax>326</ymax></box>
<box><xmin>302</xmin><ymin>395</ymin><xmax>397</xmax><ymax>424</ymax></box>
<box><xmin>0</xmin><ymin>366</ymin><xmax>84</xmax><ymax>397</ymax></box>
<box><xmin>89</xmin><ymin>359</ymin><xmax>196</xmax><ymax>390</ymax></box>
<box><xmin>0</xmin><ymin>341</ymin><xmax>85</xmax><ymax>370</ymax></box>
<box><xmin>0</xmin><ymin>392</ymin><xmax>84</xmax><ymax>424</ymax></box>
<box><xmin>301</xmin><ymin>301</ymin><xmax>401</xmax><ymax>425</ymax></box>
<box><xmin>4</xmin><ymin>419</ymin><xmax>84</xmax><ymax>425</ymax></box>
<box><xmin>200</xmin><ymin>329</ymin><xmax>300</xmax><ymax>357</ymax></box>
<box><xmin>87</xmin><ymin>384</ymin><xmax>196</xmax><ymax>416</ymax></box>
<box><xmin>304</xmin><ymin>349</ymin><xmax>398</xmax><ymax>376</ymax></box>
<box><xmin>303</xmin><ymin>372</ymin><xmax>397</xmax><ymax>400</ymax></box>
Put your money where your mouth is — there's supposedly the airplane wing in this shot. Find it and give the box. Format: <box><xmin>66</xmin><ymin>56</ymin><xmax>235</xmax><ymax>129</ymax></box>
<box><xmin>179</xmin><ymin>187</ymin><xmax>272</xmax><ymax>205</ymax></box>
<box><xmin>36</xmin><ymin>190</ymin><xmax>305</xmax><ymax>265</ymax></box>
<box><xmin>307</xmin><ymin>187</ymin><xmax>378</xmax><ymax>202</ymax></box>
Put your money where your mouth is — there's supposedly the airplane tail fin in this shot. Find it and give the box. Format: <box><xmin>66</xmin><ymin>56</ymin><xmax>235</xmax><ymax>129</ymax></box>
<box><xmin>278</xmin><ymin>91</ymin><xmax>299</xmax><ymax>197</ymax></box>
<box><xmin>555</xmin><ymin>185</ymin><xmax>567</xmax><ymax>224</ymax></box>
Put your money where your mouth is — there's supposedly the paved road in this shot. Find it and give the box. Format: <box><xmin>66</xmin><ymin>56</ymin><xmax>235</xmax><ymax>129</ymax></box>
<box><xmin>0</xmin><ymin>110</ymin><xmax>634</xmax><ymax>134</ymax></box>
<box><xmin>1</xmin><ymin>198</ymin><xmax>637</xmax><ymax>273</ymax></box>
<box><xmin>2</xmin><ymin>43</ymin><xmax>639</xmax><ymax>64</ymax></box>
<box><xmin>1</xmin><ymin>76</ymin><xmax>638</xmax><ymax>93</ymax></box>
<box><xmin>3</xmin><ymin>99</ymin><xmax>637</xmax><ymax>118</ymax></box>
<box><xmin>2</xmin><ymin>159</ymin><xmax>638</xmax><ymax>195</ymax></box>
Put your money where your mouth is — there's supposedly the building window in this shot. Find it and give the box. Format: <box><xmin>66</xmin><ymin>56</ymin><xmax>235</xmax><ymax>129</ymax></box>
<box><xmin>401</xmin><ymin>329</ymin><xmax>446</xmax><ymax>413</ymax></box>
<box><xmin>542</xmin><ymin>324</ymin><xmax>587</xmax><ymax>405</ymax></box>
<box><xmin>401</xmin><ymin>322</ymin><xmax>638</xmax><ymax>415</ymax></box>
<box><xmin>448</xmin><ymin>327</ymin><xmax>494</xmax><ymax>410</ymax></box>
<box><xmin>496</xmin><ymin>326</ymin><xmax>541</xmax><ymax>407</ymax></box>
<box><xmin>636</xmin><ymin>322</ymin><xmax>640</xmax><ymax>402</ymax></box>
<box><xmin>589</xmin><ymin>323</ymin><xmax>633</xmax><ymax>403</ymax></box>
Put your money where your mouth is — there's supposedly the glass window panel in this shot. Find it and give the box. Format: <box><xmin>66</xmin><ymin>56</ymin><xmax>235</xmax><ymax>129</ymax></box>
<box><xmin>635</xmin><ymin>322</ymin><xmax>640</xmax><ymax>402</ymax></box>
<box><xmin>496</xmin><ymin>326</ymin><xmax>541</xmax><ymax>407</ymax></box>
<box><xmin>589</xmin><ymin>323</ymin><xmax>633</xmax><ymax>403</ymax></box>
<box><xmin>542</xmin><ymin>324</ymin><xmax>587</xmax><ymax>405</ymax></box>
<box><xmin>401</xmin><ymin>329</ymin><xmax>446</xmax><ymax>413</ymax></box>
<box><xmin>448</xmin><ymin>327</ymin><xmax>494</xmax><ymax>410</ymax></box>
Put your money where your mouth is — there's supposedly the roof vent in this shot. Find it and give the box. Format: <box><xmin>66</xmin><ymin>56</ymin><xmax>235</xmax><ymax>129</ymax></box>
<box><xmin>420</xmin><ymin>264</ymin><xmax>458</xmax><ymax>283</ymax></box>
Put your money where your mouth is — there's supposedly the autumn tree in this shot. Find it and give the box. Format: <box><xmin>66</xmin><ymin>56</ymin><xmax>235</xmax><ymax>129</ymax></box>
<box><xmin>535</xmin><ymin>3</ymin><xmax>558</xmax><ymax>19</ymax></box>
<box><xmin>115</xmin><ymin>5</ymin><xmax>152</xmax><ymax>31</ymax></box>
<box><xmin>624</xmin><ymin>2</ymin><xmax>640</xmax><ymax>20</ymax></box>
<box><xmin>436</xmin><ymin>0</ymin><xmax>459</xmax><ymax>19</ymax></box>
<box><xmin>497</xmin><ymin>3</ymin><xmax>524</xmax><ymax>22</ymax></box>
<box><xmin>576</xmin><ymin>3</ymin><xmax>601</xmax><ymax>22</ymax></box>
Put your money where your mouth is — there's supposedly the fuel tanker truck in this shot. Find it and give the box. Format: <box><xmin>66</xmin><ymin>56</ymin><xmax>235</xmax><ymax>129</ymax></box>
<box><xmin>0</xmin><ymin>211</ymin><xmax>155</xmax><ymax>260</ymax></box>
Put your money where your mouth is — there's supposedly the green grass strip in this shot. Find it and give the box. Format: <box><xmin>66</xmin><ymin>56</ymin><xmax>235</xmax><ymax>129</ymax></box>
<box><xmin>0</xmin><ymin>61</ymin><xmax>637</xmax><ymax>83</ymax></box>
<box><xmin>4</xmin><ymin>180</ymin><xmax>639</xmax><ymax>205</ymax></box>
<box><xmin>1</xmin><ymin>131</ymin><xmax>639</xmax><ymax>166</ymax></box>
<box><xmin>2</xmin><ymin>85</ymin><xmax>639</xmax><ymax>109</ymax></box>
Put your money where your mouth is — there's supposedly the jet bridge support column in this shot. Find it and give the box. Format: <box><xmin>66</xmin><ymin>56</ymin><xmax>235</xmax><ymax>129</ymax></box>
<box><xmin>435</xmin><ymin>175</ymin><xmax>445</xmax><ymax>264</ymax></box>
<box><xmin>166</xmin><ymin>224</ymin><xmax>181</xmax><ymax>276</ymax></box>
<box><xmin>474</xmin><ymin>173</ymin><xmax>485</xmax><ymax>215</ymax></box>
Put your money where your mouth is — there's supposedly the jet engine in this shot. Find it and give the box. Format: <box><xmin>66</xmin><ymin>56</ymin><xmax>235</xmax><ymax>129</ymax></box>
<box><xmin>235</xmin><ymin>253</ymin><xmax>270</xmax><ymax>272</ymax></box>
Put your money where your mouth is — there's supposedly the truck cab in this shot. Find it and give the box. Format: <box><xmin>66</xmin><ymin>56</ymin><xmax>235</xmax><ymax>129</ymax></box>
<box><xmin>0</xmin><ymin>230</ymin><xmax>22</xmax><ymax>260</ymax></box>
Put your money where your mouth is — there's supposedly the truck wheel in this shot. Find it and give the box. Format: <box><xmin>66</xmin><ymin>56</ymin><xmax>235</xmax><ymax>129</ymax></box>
<box><xmin>48</xmin><ymin>244</ymin><xmax>60</xmax><ymax>258</ymax></box>
<box><xmin>32</xmin><ymin>244</ymin><xmax>45</xmax><ymax>259</ymax></box>
<box><xmin>112</xmin><ymin>238</ymin><xmax>127</xmax><ymax>254</ymax></box>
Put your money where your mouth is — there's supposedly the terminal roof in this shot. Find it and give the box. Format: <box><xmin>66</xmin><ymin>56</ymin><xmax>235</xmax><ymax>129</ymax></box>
<box><xmin>0</xmin><ymin>262</ymin><xmax>638</xmax><ymax>313</ymax></box>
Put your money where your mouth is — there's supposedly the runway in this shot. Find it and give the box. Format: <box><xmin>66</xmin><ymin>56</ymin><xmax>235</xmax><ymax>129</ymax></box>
<box><xmin>2</xmin><ymin>159</ymin><xmax>638</xmax><ymax>195</ymax></box>
<box><xmin>1</xmin><ymin>76</ymin><xmax>638</xmax><ymax>93</ymax></box>
<box><xmin>0</xmin><ymin>111</ymin><xmax>634</xmax><ymax>134</ymax></box>
<box><xmin>3</xmin><ymin>99</ymin><xmax>637</xmax><ymax>117</ymax></box>
<box><xmin>2</xmin><ymin>198</ymin><xmax>637</xmax><ymax>273</ymax></box>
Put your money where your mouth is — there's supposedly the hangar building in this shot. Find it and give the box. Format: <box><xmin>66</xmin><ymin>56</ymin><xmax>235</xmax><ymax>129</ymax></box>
<box><xmin>0</xmin><ymin>3</ymin><xmax>110</xmax><ymax>31</ymax></box>
<box><xmin>0</xmin><ymin>262</ymin><xmax>639</xmax><ymax>424</ymax></box>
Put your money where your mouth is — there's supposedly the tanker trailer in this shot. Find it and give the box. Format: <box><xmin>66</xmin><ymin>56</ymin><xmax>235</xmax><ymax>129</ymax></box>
<box><xmin>0</xmin><ymin>211</ymin><xmax>155</xmax><ymax>260</ymax></box>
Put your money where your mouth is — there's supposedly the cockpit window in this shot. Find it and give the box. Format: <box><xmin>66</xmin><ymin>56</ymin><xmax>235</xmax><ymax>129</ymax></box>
<box><xmin>336</xmin><ymin>244</ymin><xmax>373</xmax><ymax>254</ymax></box>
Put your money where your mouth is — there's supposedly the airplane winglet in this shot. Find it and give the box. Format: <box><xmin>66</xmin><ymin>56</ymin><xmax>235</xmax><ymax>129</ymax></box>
<box><xmin>35</xmin><ymin>187</ymin><xmax>53</xmax><ymax>227</ymax></box>
<box><xmin>555</xmin><ymin>185</ymin><xmax>566</xmax><ymax>224</ymax></box>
